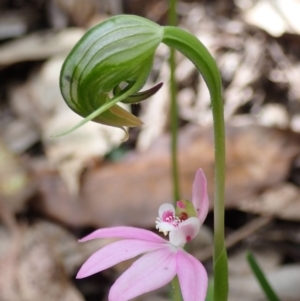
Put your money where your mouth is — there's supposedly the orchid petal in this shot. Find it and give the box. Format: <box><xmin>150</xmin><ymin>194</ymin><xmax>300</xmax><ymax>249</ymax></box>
<box><xmin>169</xmin><ymin>217</ymin><xmax>200</xmax><ymax>247</ymax></box>
<box><xmin>109</xmin><ymin>247</ymin><xmax>177</xmax><ymax>301</ymax></box>
<box><xmin>79</xmin><ymin>226</ymin><xmax>165</xmax><ymax>243</ymax></box>
<box><xmin>192</xmin><ymin>169</ymin><xmax>209</xmax><ymax>224</ymax></box>
<box><xmin>176</xmin><ymin>249</ymin><xmax>208</xmax><ymax>301</ymax></box>
<box><xmin>158</xmin><ymin>203</ymin><xmax>175</xmax><ymax>219</ymax></box>
<box><xmin>76</xmin><ymin>239</ymin><xmax>166</xmax><ymax>278</ymax></box>
<box><xmin>156</xmin><ymin>203</ymin><xmax>178</xmax><ymax>234</ymax></box>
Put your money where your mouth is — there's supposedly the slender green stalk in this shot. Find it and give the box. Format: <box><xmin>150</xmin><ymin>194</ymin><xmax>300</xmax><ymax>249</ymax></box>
<box><xmin>162</xmin><ymin>27</ymin><xmax>228</xmax><ymax>301</ymax></box>
<box><xmin>168</xmin><ymin>0</ymin><xmax>180</xmax><ymax>202</ymax></box>
<box><xmin>171</xmin><ymin>276</ymin><xmax>183</xmax><ymax>301</ymax></box>
<box><xmin>168</xmin><ymin>1</ymin><xmax>181</xmax><ymax>300</ymax></box>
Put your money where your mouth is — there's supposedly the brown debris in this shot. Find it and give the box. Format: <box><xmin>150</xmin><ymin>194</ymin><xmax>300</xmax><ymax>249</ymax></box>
<box><xmin>0</xmin><ymin>223</ymin><xmax>84</xmax><ymax>301</ymax></box>
<box><xmin>239</xmin><ymin>183</ymin><xmax>300</xmax><ymax>221</ymax></box>
<box><xmin>35</xmin><ymin>123</ymin><xmax>300</xmax><ymax>228</ymax></box>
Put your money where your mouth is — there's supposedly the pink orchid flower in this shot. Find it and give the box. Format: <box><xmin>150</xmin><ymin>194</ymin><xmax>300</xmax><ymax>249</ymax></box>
<box><xmin>76</xmin><ymin>169</ymin><xmax>209</xmax><ymax>301</ymax></box>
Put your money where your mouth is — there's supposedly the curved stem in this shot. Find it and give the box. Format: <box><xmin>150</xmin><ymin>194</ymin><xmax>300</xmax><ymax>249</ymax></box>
<box><xmin>163</xmin><ymin>27</ymin><xmax>228</xmax><ymax>301</ymax></box>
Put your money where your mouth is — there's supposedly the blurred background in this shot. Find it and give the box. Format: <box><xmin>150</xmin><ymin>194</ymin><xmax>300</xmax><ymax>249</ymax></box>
<box><xmin>0</xmin><ymin>0</ymin><xmax>300</xmax><ymax>300</ymax></box>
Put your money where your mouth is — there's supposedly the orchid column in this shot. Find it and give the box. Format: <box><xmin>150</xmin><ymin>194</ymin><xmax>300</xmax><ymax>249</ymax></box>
<box><xmin>59</xmin><ymin>15</ymin><xmax>228</xmax><ymax>301</ymax></box>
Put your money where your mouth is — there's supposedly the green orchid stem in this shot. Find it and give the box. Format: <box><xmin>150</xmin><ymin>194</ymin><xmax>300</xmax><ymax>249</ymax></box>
<box><xmin>172</xmin><ymin>276</ymin><xmax>183</xmax><ymax>301</ymax></box>
<box><xmin>168</xmin><ymin>0</ymin><xmax>180</xmax><ymax>203</ymax></box>
<box><xmin>170</xmin><ymin>47</ymin><xmax>180</xmax><ymax>201</ymax></box>
<box><xmin>162</xmin><ymin>27</ymin><xmax>228</xmax><ymax>301</ymax></box>
<box><xmin>168</xmin><ymin>1</ymin><xmax>181</xmax><ymax>300</ymax></box>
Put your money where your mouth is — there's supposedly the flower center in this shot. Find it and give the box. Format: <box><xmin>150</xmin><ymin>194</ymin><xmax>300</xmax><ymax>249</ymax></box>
<box><xmin>162</xmin><ymin>211</ymin><xmax>179</xmax><ymax>224</ymax></box>
<box><xmin>155</xmin><ymin>210</ymin><xmax>182</xmax><ymax>235</ymax></box>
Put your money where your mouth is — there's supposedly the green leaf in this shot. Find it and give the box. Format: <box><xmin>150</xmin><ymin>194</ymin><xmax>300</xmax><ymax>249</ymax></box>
<box><xmin>205</xmin><ymin>279</ymin><xmax>214</xmax><ymax>301</ymax></box>
<box><xmin>246</xmin><ymin>251</ymin><xmax>281</xmax><ymax>301</ymax></box>
<box><xmin>213</xmin><ymin>247</ymin><xmax>229</xmax><ymax>301</ymax></box>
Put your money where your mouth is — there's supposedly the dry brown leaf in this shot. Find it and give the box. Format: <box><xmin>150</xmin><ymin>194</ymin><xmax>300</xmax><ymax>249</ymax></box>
<box><xmin>52</xmin><ymin>0</ymin><xmax>99</xmax><ymax>26</ymax></box>
<box><xmin>137</xmin><ymin>44</ymin><xmax>170</xmax><ymax>151</ymax></box>
<box><xmin>239</xmin><ymin>183</ymin><xmax>300</xmax><ymax>221</ymax></box>
<box><xmin>52</xmin><ymin>0</ymin><xmax>121</xmax><ymax>27</ymax></box>
<box><xmin>0</xmin><ymin>28</ymin><xmax>84</xmax><ymax>66</ymax></box>
<box><xmin>224</xmin><ymin>36</ymin><xmax>264</xmax><ymax>118</ymax></box>
<box><xmin>0</xmin><ymin>223</ymin><xmax>84</xmax><ymax>301</ymax></box>
<box><xmin>242</xmin><ymin>0</ymin><xmax>300</xmax><ymax>36</ymax></box>
<box><xmin>0</xmin><ymin>140</ymin><xmax>34</xmax><ymax>213</ymax></box>
<box><xmin>0</xmin><ymin>11</ymin><xmax>28</xmax><ymax>40</ymax></box>
<box><xmin>257</xmin><ymin>103</ymin><xmax>289</xmax><ymax>129</ymax></box>
<box><xmin>1</xmin><ymin>119</ymin><xmax>40</xmax><ymax>154</ymax></box>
